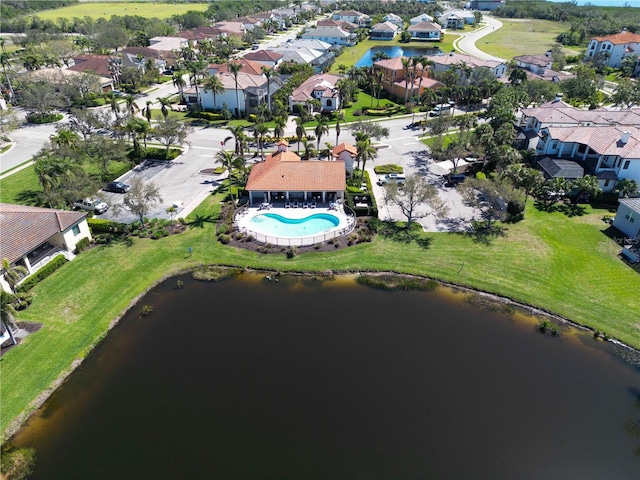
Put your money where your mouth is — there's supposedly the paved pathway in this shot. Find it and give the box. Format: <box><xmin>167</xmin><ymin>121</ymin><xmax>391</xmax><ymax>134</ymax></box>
<box><xmin>453</xmin><ymin>15</ymin><xmax>505</xmax><ymax>62</ymax></box>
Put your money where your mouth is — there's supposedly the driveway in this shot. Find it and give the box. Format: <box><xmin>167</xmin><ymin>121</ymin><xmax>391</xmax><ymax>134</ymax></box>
<box><xmin>453</xmin><ymin>15</ymin><xmax>505</xmax><ymax>62</ymax></box>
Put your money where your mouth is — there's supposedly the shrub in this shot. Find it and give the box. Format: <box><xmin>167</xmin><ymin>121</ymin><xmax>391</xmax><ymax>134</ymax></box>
<box><xmin>17</xmin><ymin>255</ymin><xmax>67</xmax><ymax>292</ymax></box>
<box><xmin>26</xmin><ymin>112</ymin><xmax>63</xmax><ymax>124</ymax></box>
<box><xmin>75</xmin><ymin>237</ymin><xmax>91</xmax><ymax>253</ymax></box>
<box><xmin>192</xmin><ymin>265</ymin><xmax>240</xmax><ymax>281</ymax></box>
<box><xmin>87</xmin><ymin>218</ymin><xmax>128</xmax><ymax>234</ymax></box>
<box><xmin>143</xmin><ymin>147</ymin><xmax>182</xmax><ymax>160</ymax></box>
<box><xmin>218</xmin><ymin>234</ymin><xmax>231</xmax><ymax>244</ymax></box>
<box><xmin>286</xmin><ymin>246</ymin><xmax>298</xmax><ymax>258</ymax></box>
<box><xmin>374</xmin><ymin>164</ymin><xmax>403</xmax><ymax>175</ymax></box>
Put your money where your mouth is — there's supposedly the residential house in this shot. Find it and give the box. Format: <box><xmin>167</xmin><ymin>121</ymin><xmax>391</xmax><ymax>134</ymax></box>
<box><xmin>427</xmin><ymin>52</ymin><xmax>507</xmax><ymax>78</ymax></box>
<box><xmin>535</xmin><ymin>126</ymin><xmax>640</xmax><ymax>191</ymax></box>
<box><xmin>120</xmin><ymin>47</ymin><xmax>167</xmax><ymax>73</ymax></box>
<box><xmin>410</xmin><ymin>13</ymin><xmax>434</xmax><ymax>25</ymax></box>
<box><xmin>194</xmin><ymin>70</ymin><xmax>282</xmax><ymax>115</ymax></box>
<box><xmin>513</xmin><ymin>53</ymin><xmax>575</xmax><ymax>83</ymax></box>
<box><xmin>470</xmin><ymin>0</ymin><xmax>506</xmax><ymax>10</ymax></box>
<box><xmin>332</xmin><ymin>143</ymin><xmax>358</xmax><ymax>173</ymax></box>
<box><xmin>281</xmin><ymin>39</ymin><xmax>333</xmax><ymax>53</ymax></box>
<box><xmin>289</xmin><ymin>73</ymin><xmax>343</xmax><ymax>113</ymax></box>
<box><xmin>373</xmin><ymin>56</ymin><xmax>443</xmax><ymax>100</ymax></box>
<box><xmin>370</xmin><ymin>22</ymin><xmax>399</xmax><ymax>40</ymax></box>
<box><xmin>68</xmin><ymin>54</ymin><xmax>118</xmax><ymax>90</ymax></box>
<box><xmin>214</xmin><ymin>21</ymin><xmax>247</xmax><ymax>38</ymax></box>
<box><xmin>516</xmin><ymin>96</ymin><xmax>640</xmax><ymax>149</ymax></box>
<box><xmin>148</xmin><ymin>36</ymin><xmax>187</xmax><ymax>52</ymax></box>
<box><xmin>242</xmin><ymin>50</ymin><xmax>284</xmax><ymax>69</ymax></box>
<box><xmin>301</xmin><ymin>26</ymin><xmax>356</xmax><ymax>46</ymax></box>
<box><xmin>207</xmin><ymin>59</ymin><xmax>267</xmax><ymax>76</ymax></box>
<box><xmin>317</xmin><ymin>18</ymin><xmax>358</xmax><ymax>33</ymax></box>
<box><xmin>0</xmin><ymin>204</ymin><xmax>91</xmax><ymax>293</ymax></box>
<box><xmin>332</xmin><ymin>9</ymin><xmax>370</xmax><ymax>27</ymax></box>
<box><xmin>245</xmin><ymin>142</ymin><xmax>346</xmax><ymax>205</ymax></box>
<box><xmin>34</xmin><ymin>65</ymin><xmax>115</xmax><ymax>93</ymax></box>
<box><xmin>438</xmin><ymin>10</ymin><xmax>475</xmax><ymax>29</ymax></box>
<box><xmin>613</xmin><ymin>197</ymin><xmax>640</xmax><ymax>239</ymax></box>
<box><xmin>177</xmin><ymin>26</ymin><xmax>227</xmax><ymax>44</ymax></box>
<box><xmin>407</xmin><ymin>22</ymin><xmax>442</xmax><ymax>41</ymax></box>
<box><xmin>585</xmin><ymin>30</ymin><xmax>640</xmax><ymax>73</ymax></box>
<box><xmin>268</xmin><ymin>46</ymin><xmax>334</xmax><ymax>73</ymax></box>
<box><xmin>383</xmin><ymin>13</ymin><xmax>404</xmax><ymax>28</ymax></box>
<box><xmin>235</xmin><ymin>16</ymin><xmax>261</xmax><ymax>31</ymax></box>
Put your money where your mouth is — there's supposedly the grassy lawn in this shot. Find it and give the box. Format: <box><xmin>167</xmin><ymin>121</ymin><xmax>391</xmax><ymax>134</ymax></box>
<box><xmin>329</xmin><ymin>35</ymin><xmax>458</xmax><ymax>74</ymax></box>
<box><xmin>479</xmin><ymin>19</ymin><xmax>581</xmax><ymax>59</ymax></box>
<box><xmin>1</xmin><ymin>193</ymin><xmax>639</xmax><ymax>437</ymax></box>
<box><xmin>0</xmin><ymin>166</ymin><xmax>41</xmax><ymax>205</ymax></box>
<box><xmin>31</xmin><ymin>2</ymin><xmax>209</xmax><ymax>21</ymax></box>
<box><xmin>421</xmin><ymin>133</ymin><xmax>458</xmax><ymax>150</ymax></box>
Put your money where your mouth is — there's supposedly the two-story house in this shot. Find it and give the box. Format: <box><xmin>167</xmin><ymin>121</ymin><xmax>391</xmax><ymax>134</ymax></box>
<box><xmin>332</xmin><ymin>10</ymin><xmax>370</xmax><ymax>27</ymax></box>
<box><xmin>585</xmin><ymin>29</ymin><xmax>640</xmax><ymax>73</ymax></box>
<box><xmin>289</xmin><ymin>73</ymin><xmax>343</xmax><ymax>113</ymax></box>
<box><xmin>373</xmin><ymin>56</ymin><xmax>443</xmax><ymax>100</ymax></box>
<box><xmin>427</xmin><ymin>52</ymin><xmax>507</xmax><ymax>78</ymax></box>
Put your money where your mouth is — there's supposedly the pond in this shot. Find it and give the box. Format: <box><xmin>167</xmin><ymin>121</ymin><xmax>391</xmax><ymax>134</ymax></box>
<box><xmin>9</xmin><ymin>273</ymin><xmax>640</xmax><ymax>479</ymax></box>
<box><xmin>355</xmin><ymin>45</ymin><xmax>443</xmax><ymax>68</ymax></box>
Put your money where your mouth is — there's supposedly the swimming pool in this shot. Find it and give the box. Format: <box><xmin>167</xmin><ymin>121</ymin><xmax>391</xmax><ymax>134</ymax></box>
<box><xmin>249</xmin><ymin>212</ymin><xmax>340</xmax><ymax>237</ymax></box>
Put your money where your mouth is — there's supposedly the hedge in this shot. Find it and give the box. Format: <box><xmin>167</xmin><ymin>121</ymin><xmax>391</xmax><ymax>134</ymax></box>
<box><xmin>374</xmin><ymin>164</ymin><xmax>404</xmax><ymax>175</ymax></box>
<box><xmin>26</xmin><ymin>113</ymin><xmax>63</xmax><ymax>124</ymax></box>
<box><xmin>144</xmin><ymin>147</ymin><xmax>182</xmax><ymax>160</ymax></box>
<box><xmin>17</xmin><ymin>255</ymin><xmax>68</xmax><ymax>292</ymax></box>
<box><xmin>87</xmin><ymin>218</ymin><xmax>128</xmax><ymax>234</ymax></box>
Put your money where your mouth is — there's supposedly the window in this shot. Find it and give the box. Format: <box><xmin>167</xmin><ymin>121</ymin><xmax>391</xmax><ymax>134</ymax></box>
<box><xmin>72</xmin><ymin>225</ymin><xmax>81</xmax><ymax>236</ymax></box>
<box><xmin>625</xmin><ymin>210</ymin><xmax>635</xmax><ymax>223</ymax></box>
<box><xmin>326</xmin><ymin>99</ymin><xmax>332</xmax><ymax>107</ymax></box>
<box><xmin>623</xmin><ymin>160</ymin><xmax>630</xmax><ymax>170</ymax></box>
<box><xmin>604</xmin><ymin>180</ymin><xmax>610</xmax><ymax>187</ymax></box>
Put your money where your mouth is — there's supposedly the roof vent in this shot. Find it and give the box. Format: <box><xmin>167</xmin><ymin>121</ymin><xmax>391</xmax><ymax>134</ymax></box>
<box><xmin>553</xmin><ymin>93</ymin><xmax>563</xmax><ymax>102</ymax></box>
<box><xmin>621</xmin><ymin>131</ymin><xmax>631</xmax><ymax>145</ymax></box>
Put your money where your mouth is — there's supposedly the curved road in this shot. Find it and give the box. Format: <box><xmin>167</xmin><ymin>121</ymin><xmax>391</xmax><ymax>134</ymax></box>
<box><xmin>453</xmin><ymin>15</ymin><xmax>505</xmax><ymax>62</ymax></box>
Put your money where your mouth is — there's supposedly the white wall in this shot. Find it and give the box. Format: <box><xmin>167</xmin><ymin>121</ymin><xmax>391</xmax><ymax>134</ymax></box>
<box><xmin>613</xmin><ymin>204</ymin><xmax>640</xmax><ymax>238</ymax></box>
<box><xmin>200</xmin><ymin>88</ymin><xmax>245</xmax><ymax>112</ymax></box>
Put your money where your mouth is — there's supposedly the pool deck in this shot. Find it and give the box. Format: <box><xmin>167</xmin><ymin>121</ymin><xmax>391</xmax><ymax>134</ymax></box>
<box><xmin>235</xmin><ymin>202</ymin><xmax>355</xmax><ymax>245</ymax></box>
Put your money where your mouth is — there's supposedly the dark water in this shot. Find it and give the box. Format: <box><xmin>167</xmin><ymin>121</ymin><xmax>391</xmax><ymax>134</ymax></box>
<box><xmin>355</xmin><ymin>46</ymin><xmax>442</xmax><ymax>68</ymax></box>
<box><xmin>10</xmin><ymin>274</ymin><xmax>640</xmax><ymax>479</ymax></box>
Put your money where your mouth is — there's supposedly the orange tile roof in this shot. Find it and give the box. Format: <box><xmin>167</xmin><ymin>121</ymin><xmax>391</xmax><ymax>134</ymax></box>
<box><xmin>592</xmin><ymin>31</ymin><xmax>640</xmax><ymax>45</ymax></box>
<box><xmin>246</xmin><ymin>152</ymin><xmax>346</xmax><ymax>192</ymax></box>
<box><xmin>332</xmin><ymin>143</ymin><xmax>357</xmax><ymax>156</ymax></box>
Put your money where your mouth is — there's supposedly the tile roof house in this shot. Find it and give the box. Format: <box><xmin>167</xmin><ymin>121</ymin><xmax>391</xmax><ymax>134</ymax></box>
<box><xmin>513</xmin><ymin>53</ymin><xmax>575</xmax><ymax>83</ymax></box>
<box><xmin>383</xmin><ymin>13</ymin><xmax>404</xmax><ymax>28</ymax></box>
<box><xmin>332</xmin><ymin>143</ymin><xmax>358</xmax><ymax>173</ymax></box>
<box><xmin>370</xmin><ymin>21</ymin><xmax>399</xmax><ymax>40</ymax></box>
<box><xmin>268</xmin><ymin>46</ymin><xmax>335</xmax><ymax>73</ymax></box>
<box><xmin>148</xmin><ymin>36</ymin><xmax>188</xmax><ymax>53</ymax></box>
<box><xmin>24</xmin><ymin>67</ymin><xmax>114</xmax><ymax>93</ymax></box>
<box><xmin>427</xmin><ymin>52</ymin><xmax>507</xmax><ymax>78</ymax></box>
<box><xmin>289</xmin><ymin>73</ymin><xmax>343</xmax><ymax>113</ymax></box>
<box><xmin>177</xmin><ymin>26</ymin><xmax>227</xmax><ymax>43</ymax></box>
<box><xmin>245</xmin><ymin>143</ymin><xmax>346</xmax><ymax>205</ymax></box>
<box><xmin>281</xmin><ymin>39</ymin><xmax>333</xmax><ymax>52</ymax></box>
<box><xmin>0</xmin><ymin>204</ymin><xmax>91</xmax><ymax>293</ymax></box>
<box><xmin>301</xmin><ymin>26</ymin><xmax>357</xmax><ymax>46</ymax></box>
<box><xmin>374</xmin><ymin>56</ymin><xmax>443</xmax><ymax>99</ymax></box>
<box><xmin>208</xmin><ymin>59</ymin><xmax>267</xmax><ymax>76</ymax></box>
<box><xmin>516</xmin><ymin>96</ymin><xmax>640</xmax><ymax>149</ymax></box>
<box><xmin>69</xmin><ymin>54</ymin><xmax>115</xmax><ymax>78</ymax></box>
<box><xmin>410</xmin><ymin>13</ymin><xmax>434</xmax><ymax>25</ymax></box>
<box><xmin>536</xmin><ymin>125</ymin><xmax>640</xmax><ymax>191</ymax></box>
<box><xmin>585</xmin><ymin>30</ymin><xmax>640</xmax><ymax>72</ymax></box>
<box><xmin>438</xmin><ymin>10</ymin><xmax>475</xmax><ymax>29</ymax></box>
<box><xmin>242</xmin><ymin>50</ymin><xmax>284</xmax><ymax>68</ymax></box>
<box><xmin>332</xmin><ymin>9</ymin><xmax>370</xmax><ymax>26</ymax></box>
<box><xmin>317</xmin><ymin>18</ymin><xmax>358</xmax><ymax>33</ymax></box>
<box><xmin>120</xmin><ymin>47</ymin><xmax>167</xmax><ymax>73</ymax></box>
<box><xmin>407</xmin><ymin>21</ymin><xmax>442</xmax><ymax>41</ymax></box>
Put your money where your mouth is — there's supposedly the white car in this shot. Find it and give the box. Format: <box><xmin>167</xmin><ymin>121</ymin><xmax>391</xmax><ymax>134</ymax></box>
<box><xmin>73</xmin><ymin>198</ymin><xmax>108</xmax><ymax>215</ymax></box>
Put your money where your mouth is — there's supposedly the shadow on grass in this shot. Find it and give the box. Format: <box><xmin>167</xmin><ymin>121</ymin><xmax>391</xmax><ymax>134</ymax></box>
<box><xmin>379</xmin><ymin>221</ymin><xmax>432</xmax><ymax>249</ymax></box>
<box><xmin>534</xmin><ymin>200</ymin><xmax>587</xmax><ymax>217</ymax></box>
<box><xmin>14</xmin><ymin>190</ymin><xmax>44</xmax><ymax>207</ymax></box>
<box><xmin>466</xmin><ymin>222</ymin><xmax>507</xmax><ymax>245</ymax></box>
<box><xmin>187</xmin><ymin>213</ymin><xmax>217</xmax><ymax>229</ymax></box>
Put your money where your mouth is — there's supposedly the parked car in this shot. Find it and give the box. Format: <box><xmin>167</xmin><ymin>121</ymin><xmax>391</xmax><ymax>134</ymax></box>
<box><xmin>73</xmin><ymin>198</ymin><xmax>108</xmax><ymax>215</ymax></box>
<box><xmin>445</xmin><ymin>173</ymin><xmax>466</xmax><ymax>187</ymax></box>
<box><xmin>429</xmin><ymin>104</ymin><xmax>452</xmax><ymax>116</ymax></box>
<box><xmin>103</xmin><ymin>181</ymin><xmax>130</xmax><ymax>193</ymax></box>
<box><xmin>252</xmin><ymin>43</ymin><xmax>260</xmax><ymax>50</ymax></box>
<box><xmin>377</xmin><ymin>174</ymin><xmax>406</xmax><ymax>186</ymax></box>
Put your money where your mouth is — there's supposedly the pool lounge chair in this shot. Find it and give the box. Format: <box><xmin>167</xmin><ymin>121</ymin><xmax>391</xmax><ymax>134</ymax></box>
<box><xmin>293</xmin><ymin>201</ymin><xmax>299</xmax><ymax>208</ymax></box>
<box><xmin>303</xmin><ymin>201</ymin><xmax>308</xmax><ymax>208</ymax></box>
<box><xmin>285</xmin><ymin>201</ymin><xmax>290</xmax><ymax>208</ymax></box>
<box><xmin>310</xmin><ymin>201</ymin><xmax>316</xmax><ymax>208</ymax></box>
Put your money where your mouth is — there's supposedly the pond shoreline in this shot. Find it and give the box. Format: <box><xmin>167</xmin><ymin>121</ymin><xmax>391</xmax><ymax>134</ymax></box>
<box><xmin>4</xmin><ymin>266</ymin><xmax>638</xmax><ymax>442</ymax></box>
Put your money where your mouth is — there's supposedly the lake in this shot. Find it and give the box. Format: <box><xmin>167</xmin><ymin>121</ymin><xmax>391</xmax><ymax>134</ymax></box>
<box><xmin>9</xmin><ymin>273</ymin><xmax>640</xmax><ymax>479</ymax></box>
<box><xmin>355</xmin><ymin>46</ymin><xmax>443</xmax><ymax>68</ymax></box>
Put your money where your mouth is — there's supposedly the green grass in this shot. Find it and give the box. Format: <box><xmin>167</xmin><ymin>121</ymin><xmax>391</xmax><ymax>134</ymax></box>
<box><xmin>31</xmin><ymin>2</ymin><xmax>209</xmax><ymax>21</ymax></box>
<box><xmin>421</xmin><ymin>133</ymin><xmax>458</xmax><ymax>150</ymax></box>
<box><xmin>1</xmin><ymin>194</ymin><xmax>639</xmax><ymax>438</ymax></box>
<box><xmin>479</xmin><ymin>19</ymin><xmax>581</xmax><ymax>59</ymax></box>
<box><xmin>329</xmin><ymin>35</ymin><xmax>458</xmax><ymax>74</ymax></box>
<box><xmin>0</xmin><ymin>166</ymin><xmax>41</xmax><ymax>205</ymax></box>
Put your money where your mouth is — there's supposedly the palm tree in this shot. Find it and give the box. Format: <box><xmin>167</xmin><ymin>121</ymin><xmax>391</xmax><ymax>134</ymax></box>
<box><xmin>401</xmin><ymin>57</ymin><xmax>411</xmax><ymax>104</ymax></box>
<box><xmin>50</xmin><ymin>128</ymin><xmax>79</xmax><ymax>150</ymax></box>
<box><xmin>133</xmin><ymin>118</ymin><xmax>151</xmax><ymax>153</ymax></box>
<box><xmin>314</xmin><ymin>115</ymin><xmax>329</xmax><ymax>152</ymax></box>
<box><xmin>228</xmin><ymin>61</ymin><xmax>243</xmax><ymax>118</ymax></box>
<box><xmin>109</xmin><ymin>92</ymin><xmax>120</xmax><ymax>120</ymax></box>
<box><xmin>1</xmin><ymin>291</ymin><xmax>20</xmax><ymax>345</ymax></box>
<box><xmin>1</xmin><ymin>258</ymin><xmax>27</xmax><ymax>293</ymax></box>
<box><xmin>227</xmin><ymin>125</ymin><xmax>245</xmax><ymax>155</ymax></box>
<box><xmin>34</xmin><ymin>153</ymin><xmax>72</xmax><ymax>207</ymax></box>
<box><xmin>124</xmin><ymin>94</ymin><xmax>139</xmax><ymax>117</ymax></box>
<box><xmin>410</xmin><ymin>56</ymin><xmax>422</xmax><ymax>101</ymax></box>
<box><xmin>0</xmin><ymin>52</ymin><xmax>15</xmax><ymax>102</ymax></box>
<box><xmin>143</xmin><ymin>100</ymin><xmax>153</xmax><ymax>124</ymax></box>
<box><xmin>273</xmin><ymin>116</ymin><xmax>286</xmax><ymax>140</ymax></box>
<box><xmin>216</xmin><ymin>150</ymin><xmax>243</xmax><ymax>205</ymax></box>
<box><xmin>302</xmin><ymin>138</ymin><xmax>315</xmax><ymax>160</ymax></box>
<box><xmin>569</xmin><ymin>174</ymin><xmax>601</xmax><ymax>205</ymax></box>
<box><xmin>254</xmin><ymin>122</ymin><xmax>269</xmax><ymax>160</ymax></box>
<box><xmin>185</xmin><ymin>59</ymin><xmax>206</xmax><ymax>100</ymax></box>
<box><xmin>335</xmin><ymin>111</ymin><xmax>344</xmax><ymax>145</ymax></box>
<box><xmin>355</xmin><ymin>132</ymin><xmax>377</xmax><ymax>181</ymax></box>
<box><xmin>156</xmin><ymin>96</ymin><xmax>172</xmax><ymax>121</ymax></box>
<box><xmin>202</xmin><ymin>74</ymin><xmax>225</xmax><ymax>111</ymax></box>
<box><xmin>172</xmin><ymin>72</ymin><xmax>187</xmax><ymax>103</ymax></box>
<box><xmin>295</xmin><ymin>117</ymin><xmax>305</xmax><ymax>155</ymax></box>
<box><xmin>262</xmin><ymin>66</ymin><xmax>274</xmax><ymax>112</ymax></box>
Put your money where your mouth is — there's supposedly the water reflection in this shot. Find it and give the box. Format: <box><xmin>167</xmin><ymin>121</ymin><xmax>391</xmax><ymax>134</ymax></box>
<box><xmin>10</xmin><ymin>273</ymin><xmax>640</xmax><ymax>479</ymax></box>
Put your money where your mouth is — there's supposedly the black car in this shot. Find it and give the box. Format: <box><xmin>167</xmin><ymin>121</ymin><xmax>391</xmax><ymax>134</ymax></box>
<box><xmin>104</xmin><ymin>182</ymin><xmax>130</xmax><ymax>193</ymax></box>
